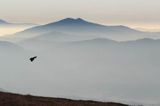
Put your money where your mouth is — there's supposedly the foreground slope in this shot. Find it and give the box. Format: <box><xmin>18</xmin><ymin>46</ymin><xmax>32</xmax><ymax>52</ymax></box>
<box><xmin>0</xmin><ymin>92</ymin><xmax>128</xmax><ymax>106</ymax></box>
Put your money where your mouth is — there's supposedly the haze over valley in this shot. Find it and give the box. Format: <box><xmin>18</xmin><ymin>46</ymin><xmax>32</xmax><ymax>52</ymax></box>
<box><xmin>0</xmin><ymin>18</ymin><xmax>159</xmax><ymax>106</ymax></box>
<box><xmin>0</xmin><ymin>19</ymin><xmax>37</xmax><ymax>36</ymax></box>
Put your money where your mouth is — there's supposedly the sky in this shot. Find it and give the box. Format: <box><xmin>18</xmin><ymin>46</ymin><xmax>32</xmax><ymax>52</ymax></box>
<box><xmin>0</xmin><ymin>0</ymin><xmax>160</xmax><ymax>31</ymax></box>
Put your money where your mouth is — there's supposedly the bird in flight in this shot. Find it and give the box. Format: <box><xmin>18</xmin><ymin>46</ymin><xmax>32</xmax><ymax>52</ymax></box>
<box><xmin>30</xmin><ymin>56</ymin><xmax>37</xmax><ymax>62</ymax></box>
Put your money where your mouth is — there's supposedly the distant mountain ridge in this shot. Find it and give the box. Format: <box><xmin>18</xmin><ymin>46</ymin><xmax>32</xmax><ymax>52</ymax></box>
<box><xmin>17</xmin><ymin>18</ymin><xmax>140</xmax><ymax>33</ymax></box>
<box><xmin>10</xmin><ymin>18</ymin><xmax>160</xmax><ymax>42</ymax></box>
<box><xmin>11</xmin><ymin>18</ymin><xmax>138</xmax><ymax>41</ymax></box>
<box><xmin>0</xmin><ymin>41</ymin><xmax>23</xmax><ymax>52</ymax></box>
<box><xmin>0</xmin><ymin>19</ymin><xmax>9</xmax><ymax>25</ymax></box>
<box><xmin>0</xmin><ymin>19</ymin><xmax>37</xmax><ymax>26</ymax></box>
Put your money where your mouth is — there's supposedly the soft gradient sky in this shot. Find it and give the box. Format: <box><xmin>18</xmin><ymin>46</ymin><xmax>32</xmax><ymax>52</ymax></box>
<box><xmin>0</xmin><ymin>0</ymin><xmax>160</xmax><ymax>31</ymax></box>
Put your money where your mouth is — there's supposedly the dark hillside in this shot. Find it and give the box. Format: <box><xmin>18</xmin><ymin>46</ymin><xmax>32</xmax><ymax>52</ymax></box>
<box><xmin>0</xmin><ymin>92</ymin><xmax>128</xmax><ymax>106</ymax></box>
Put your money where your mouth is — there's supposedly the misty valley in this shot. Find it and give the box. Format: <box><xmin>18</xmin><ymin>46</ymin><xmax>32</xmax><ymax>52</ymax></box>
<box><xmin>0</xmin><ymin>18</ymin><xmax>160</xmax><ymax>106</ymax></box>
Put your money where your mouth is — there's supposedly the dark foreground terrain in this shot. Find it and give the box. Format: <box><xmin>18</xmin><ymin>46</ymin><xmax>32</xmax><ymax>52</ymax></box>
<box><xmin>0</xmin><ymin>92</ymin><xmax>128</xmax><ymax>106</ymax></box>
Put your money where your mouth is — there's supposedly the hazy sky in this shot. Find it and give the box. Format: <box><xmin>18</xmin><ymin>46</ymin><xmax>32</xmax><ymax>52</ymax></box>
<box><xmin>0</xmin><ymin>0</ymin><xmax>160</xmax><ymax>31</ymax></box>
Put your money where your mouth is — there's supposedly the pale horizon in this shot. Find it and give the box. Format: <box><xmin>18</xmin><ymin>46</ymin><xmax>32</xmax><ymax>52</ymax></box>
<box><xmin>0</xmin><ymin>0</ymin><xmax>160</xmax><ymax>32</ymax></box>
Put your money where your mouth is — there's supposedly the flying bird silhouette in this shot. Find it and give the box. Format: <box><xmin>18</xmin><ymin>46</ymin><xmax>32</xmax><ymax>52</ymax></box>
<box><xmin>30</xmin><ymin>56</ymin><xmax>37</xmax><ymax>62</ymax></box>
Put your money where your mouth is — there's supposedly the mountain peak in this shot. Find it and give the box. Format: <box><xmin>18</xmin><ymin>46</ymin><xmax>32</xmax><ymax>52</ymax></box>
<box><xmin>60</xmin><ymin>18</ymin><xmax>86</xmax><ymax>22</ymax></box>
<box><xmin>76</xmin><ymin>18</ymin><xmax>85</xmax><ymax>21</ymax></box>
<box><xmin>51</xmin><ymin>18</ymin><xmax>92</xmax><ymax>26</ymax></box>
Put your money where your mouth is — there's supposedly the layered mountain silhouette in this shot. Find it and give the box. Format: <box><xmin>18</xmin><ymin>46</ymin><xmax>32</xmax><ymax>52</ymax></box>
<box><xmin>16</xmin><ymin>18</ymin><xmax>139</xmax><ymax>33</ymax></box>
<box><xmin>0</xmin><ymin>19</ymin><xmax>37</xmax><ymax>26</ymax></box>
<box><xmin>66</xmin><ymin>38</ymin><xmax>160</xmax><ymax>48</ymax></box>
<box><xmin>0</xmin><ymin>41</ymin><xmax>23</xmax><ymax>53</ymax></box>
<box><xmin>0</xmin><ymin>19</ymin><xmax>9</xmax><ymax>25</ymax></box>
<box><xmin>13</xmin><ymin>18</ymin><xmax>159</xmax><ymax>41</ymax></box>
